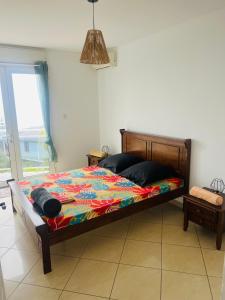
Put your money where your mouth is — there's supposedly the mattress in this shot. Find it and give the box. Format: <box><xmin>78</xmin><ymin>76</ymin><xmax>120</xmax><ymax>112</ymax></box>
<box><xmin>18</xmin><ymin>166</ymin><xmax>184</xmax><ymax>231</ymax></box>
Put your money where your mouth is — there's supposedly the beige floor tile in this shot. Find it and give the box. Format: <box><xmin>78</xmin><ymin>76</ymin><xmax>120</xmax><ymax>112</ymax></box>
<box><xmin>161</xmin><ymin>270</ymin><xmax>211</xmax><ymax>300</ymax></box>
<box><xmin>127</xmin><ymin>221</ymin><xmax>162</xmax><ymax>242</ymax></box>
<box><xmin>162</xmin><ymin>244</ymin><xmax>206</xmax><ymax>275</ymax></box>
<box><xmin>0</xmin><ymin>215</ymin><xmax>11</xmax><ymax>227</ymax></box>
<box><xmin>51</xmin><ymin>236</ymin><xmax>89</xmax><ymax>258</ymax></box>
<box><xmin>24</xmin><ymin>255</ymin><xmax>78</xmax><ymax>289</ymax></box>
<box><xmin>120</xmin><ymin>239</ymin><xmax>161</xmax><ymax>268</ymax></box>
<box><xmin>12</xmin><ymin>232</ymin><xmax>39</xmax><ymax>253</ymax></box>
<box><xmin>0</xmin><ymin>226</ymin><xmax>22</xmax><ymax>248</ymax></box>
<box><xmin>1</xmin><ymin>249</ymin><xmax>39</xmax><ymax>282</ymax></box>
<box><xmin>0</xmin><ymin>198</ymin><xmax>13</xmax><ymax>225</ymax></box>
<box><xmin>65</xmin><ymin>259</ymin><xmax>117</xmax><ymax>298</ymax></box>
<box><xmin>0</xmin><ymin>247</ymin><xmax>8</xmax><ymax>257</ymax></box>
<box><xmin>209</xmin><ymin>276</ymin><xmax>222</xmax><ymax>300</ymax></box>
<box><xmin>3</xmin><ymin>216</ymin><xmax>20</xmax><ymax>227</ymax></box>
<box><xmin>60</xmin><ymin>291</ymin><xmax>107</xmax><ymax>299</ymax></box>
<box><xmin>162</xmin><ymin>224</ymin><xmax>199</xmax><ymax>247</ymax></box>
<box><xmin>0</xmin><ymin>188</ymin><xmax>10</xmax><ymax>196</ymax></box>
<box><xmin>111</xmin><ymin>264</ymin><xmax>161</xmax><ymax>300</ymax></box>
<box><xmin>9</xmin><ymin>283</ymin><xmax>61</xmax><ymax>300</ymax></box>
<box><xmin>91</xmin><ymin>218</ymin><xmax>130</xmax><ymax>239</ymax></box>
<box><xmin>82</xmin><ymin>236</ymin><xmax>124</xmax><ymax>263</ymax></box>
<box><xmin>131</xmin><ymin>206</ymin><xmax>162</xmax><ymax>224</ymax></box>
<box><xmin>4</xmin><ymin>214</ymin><xmax>26</xmax><ymax>230</ymax></box>
<box><xmin>163</xmin><ymin>204</ymin><xmax>183</xmax><ymax>226</ymax></box>
<box><xmin>3</xmin><ymin>216</ymin><xmax>27</xmax><ymax>235</ymax></box>
<box><xmin>4</xmin><ymin>280</ymin><xmax>19</xmax><ymax>298</ymax></box>
<box><xmin>202</xmin><ymin>249</ymin><xmax>225</xmax><ymax>277</ymax></box>
<box><xmin>197</xmin><ymin>227</ymin><xmax>225</xmax><ymax>250</ymax></box>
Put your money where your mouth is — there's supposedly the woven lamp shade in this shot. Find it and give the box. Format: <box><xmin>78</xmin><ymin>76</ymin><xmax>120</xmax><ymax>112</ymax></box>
<box><xmin>80</xmin><ymin>29</ymin><xmax>110</xmax><ymax>64</ymax></box>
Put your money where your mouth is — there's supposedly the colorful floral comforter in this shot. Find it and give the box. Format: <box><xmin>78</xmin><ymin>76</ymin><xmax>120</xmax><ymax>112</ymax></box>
<box><xmin>18</xmin><ymin>166</ymin><xmax>183</xmax><ymax>231</ymax></box>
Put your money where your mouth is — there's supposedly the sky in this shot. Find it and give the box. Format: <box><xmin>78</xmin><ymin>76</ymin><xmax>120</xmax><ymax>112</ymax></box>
<box><xmin>0</xmin><ymin>73</ymin><xmax>47</xmax><ymax>177</ymax></box>
<box><xmin>0</xmin><ymin>73</ymin><xmax>44</xmax><ymax>131</ymax></box>
<box><xmin>12</xmin><ymin>74</ymin><xmax>44</xmax><ymax>130</ymax></box>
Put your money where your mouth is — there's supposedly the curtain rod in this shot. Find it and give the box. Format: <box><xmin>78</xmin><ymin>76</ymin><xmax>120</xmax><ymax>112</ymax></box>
<box><xmin>0</xmin><ymin>62</ymin><xmax>40</xmax><ymax>67</ymax></box>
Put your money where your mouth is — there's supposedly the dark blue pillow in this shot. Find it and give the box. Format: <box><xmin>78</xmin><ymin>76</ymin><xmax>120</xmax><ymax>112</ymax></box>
<box><xmin>98</xmin><ymin>153</ymin><xmax>143</xmax><ymax>174</ymax></box>
<box><xmin>119</xmin><ymin>160</ymin><xmax>175</xmax><ymax>187</ymax></box>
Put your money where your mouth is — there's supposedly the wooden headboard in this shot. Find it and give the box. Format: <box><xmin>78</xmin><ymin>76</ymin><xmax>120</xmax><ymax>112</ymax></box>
<box><xmin>120</xmin><ymin>129</ymin><xmax>191</xmax><ymax>192</ymax></box>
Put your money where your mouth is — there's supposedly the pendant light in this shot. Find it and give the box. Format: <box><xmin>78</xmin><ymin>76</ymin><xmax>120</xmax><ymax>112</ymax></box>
<box><xmin>80</xmin><ymin>0</ymin><xmax>110</xmax><ymax>65</ymax></box>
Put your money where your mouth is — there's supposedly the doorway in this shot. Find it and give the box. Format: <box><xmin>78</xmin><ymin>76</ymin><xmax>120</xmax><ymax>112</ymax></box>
<box><xmin>0</xmin><ymin>64</ymin><xmax>50</xmax><ymax>187</ymax></box>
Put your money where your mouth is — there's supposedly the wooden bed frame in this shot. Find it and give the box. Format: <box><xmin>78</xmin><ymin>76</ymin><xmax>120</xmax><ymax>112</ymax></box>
<box><xmin>7</xmin><ymin>129</ymin><xmax>191</xmax><ymax>274</ymax></box>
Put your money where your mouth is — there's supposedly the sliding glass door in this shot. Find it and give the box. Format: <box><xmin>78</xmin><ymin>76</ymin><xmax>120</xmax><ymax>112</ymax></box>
<box><xmin>0</xmin><ymin>75</ymin><xmax>13</xmax><ymax>185</ymax></box>
<box><xmin>0</xmin><ymin>64</ymin><xmax>50</xmax><ymax>186</ymax></box>
<box><xmin>0</xmin><ymin>86</ymin><xmax>11</xmax><ymax>183</ymax></box>
<box><xmin>10</xmin><ymin>67</ymin><xmax>50</xmax><ymax>178</ymax></box>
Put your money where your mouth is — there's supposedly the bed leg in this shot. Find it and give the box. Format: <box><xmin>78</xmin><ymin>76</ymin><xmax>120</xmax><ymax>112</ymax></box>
<box><xmin>41</xmin><ymin>237</ymin><xmax>51</xmax><ymax>274</ymax></box>
<box><xmin>37</xmin><ymin>225</ymin><xmax>52</xmax><ymax>274</ymax></box>
<box><xmin>7</xmin><ymin>179</ymin><xmax>17</xmax><ymax>213</ymax></box>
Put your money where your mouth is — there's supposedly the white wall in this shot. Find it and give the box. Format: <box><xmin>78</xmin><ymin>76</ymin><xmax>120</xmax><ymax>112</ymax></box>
<box><xmin>2</xmin><ymin>7</ymin><xmax>225</xmax><ymax>186</ymax></box>
<box><xmin>0</xmin><ymin>44</ymin><xmax>45</xmax><ymax>63</ymax></box>
<box><xmin>98</xmin><ymin>9</ymin><xmax>225</xmax><ymax>187</ymax></box>
<box><xmin>46</xmin><ymin>49</ymin><xmax>99</xmax><ymax>171</ymax></box>
<box><xmin>0</xmin><ymin>45</ymin><xmax>99</xmax><ymax>173</ymax></box>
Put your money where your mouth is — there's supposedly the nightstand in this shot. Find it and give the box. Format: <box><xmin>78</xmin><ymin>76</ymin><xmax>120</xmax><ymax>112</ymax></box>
<box><xmin>87</xmin><ymin>154</ymin><xmax>106</xmax><ymax>166</ymax></box>
<box><xmin>183</xmin><ymin>189</ymin><xmax>225</xmax><ymax>250</ymax></box>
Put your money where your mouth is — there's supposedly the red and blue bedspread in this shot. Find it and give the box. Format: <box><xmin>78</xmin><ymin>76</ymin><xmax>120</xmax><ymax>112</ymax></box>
<box><xmin>18</xmin><ymin>166</ymin><xmax>183</xmax><ymax>231</ymax></box>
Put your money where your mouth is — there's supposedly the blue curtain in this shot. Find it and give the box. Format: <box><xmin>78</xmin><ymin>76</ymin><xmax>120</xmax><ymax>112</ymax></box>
<box><xmin>34</xmin><ymin>61</ymin><xmax>57</xmax><ymax>162</ymax></box>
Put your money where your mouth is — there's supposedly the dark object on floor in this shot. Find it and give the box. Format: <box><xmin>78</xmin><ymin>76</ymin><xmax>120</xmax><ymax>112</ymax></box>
<box><xmin>0</xmin><ymin>202</ymin><xmax>6</xmax><ymax>210</ymax></box>
<box><xmin>183</xmin><ymin>188</ymin><xmax>225</xmax><ymax>250</ymax></box>
<box><xmin>31</xmin><ymin>188</ymin><xmax>62</xmax><ymax>218</ymax></box>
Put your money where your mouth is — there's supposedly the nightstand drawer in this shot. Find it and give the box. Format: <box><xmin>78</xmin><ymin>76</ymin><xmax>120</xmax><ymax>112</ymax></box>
<box><xmin>187</xmin><ymin>202</ymin><xmax>217</xmax><ymax>229</ymax></box>
<box><xmin>189</xmin><ymin>212</ymin><xmax>217</xmax><ymax>230</ymax></box>
<box><xmin>188</xmin><ymin>202</ymin><xmax>217</xmax><ymax>220</ymax></box>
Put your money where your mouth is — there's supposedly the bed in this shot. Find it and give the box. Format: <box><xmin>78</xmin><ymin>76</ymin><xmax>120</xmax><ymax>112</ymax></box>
<box><xmin>8</xmin><ymin>129</ymin><xmax>191</xmax><ymax>274</ymax></box>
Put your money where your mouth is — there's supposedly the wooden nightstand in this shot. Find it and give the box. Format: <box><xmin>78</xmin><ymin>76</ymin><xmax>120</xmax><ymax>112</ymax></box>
<box><xmin>183</xmin><ymin>189</ymin><xmax>225</xmax><ymax>250</ymax></box>
<box><xmin>87</xmin><ymin>154</ymin><xmax>106</xmax><ymax>166</ymax></box>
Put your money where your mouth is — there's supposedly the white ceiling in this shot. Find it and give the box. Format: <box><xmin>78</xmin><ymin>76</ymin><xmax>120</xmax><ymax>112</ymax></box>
<box><xmin>0</xmin><ymin>0</ymin><xmax>225</xmax><ymax>50</ymax></box>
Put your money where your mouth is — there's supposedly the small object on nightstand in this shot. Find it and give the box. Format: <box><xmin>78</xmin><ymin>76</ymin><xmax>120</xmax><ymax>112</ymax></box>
<box><xmin>183</xmin><ymin>188</ymin><xmax>225</xmax><ymax>250</ymax></box>
<box><xmin>210</xmin><ymin>178</ymin><xmax>225</xmax><ymax>194</ymax></box>
<box><xmin>101</xmin><ymin>145</ymin><xmax>110</xmax><ymax>154</ymax></box>
<box><xmin>89</xmin><ymin>149</ymin><xmax>107</xmax><ymax>158</ymax></box>
<box><xmin>87</xmin><ymin>154</ymin><xmax>107</xmax><ymax>166</ymax></box>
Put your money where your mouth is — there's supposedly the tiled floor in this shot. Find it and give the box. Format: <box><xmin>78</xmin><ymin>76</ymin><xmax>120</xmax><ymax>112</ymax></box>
<box><xmin>0</xmin><ymin>195</ymin><xmax>224</xmax><ymax>299</ymax></box>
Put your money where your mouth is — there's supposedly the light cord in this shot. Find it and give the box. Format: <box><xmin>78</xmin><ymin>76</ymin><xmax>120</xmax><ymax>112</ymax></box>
<box><xmin>93</xmin><ymin>2</ymin><xmax>95</xmax><ymax>29</ymax></box>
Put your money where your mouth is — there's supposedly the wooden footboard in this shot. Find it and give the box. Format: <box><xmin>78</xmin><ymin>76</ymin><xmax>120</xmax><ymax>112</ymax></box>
<box><xmin>7</xmin><ymin>179</ymin><xmax>52</xmax><ymax>274</ymax></box>
<box><xmin>7</xmin><ymin>178</ymin><xmax>186</xmax><ymax>274</ymax></box>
